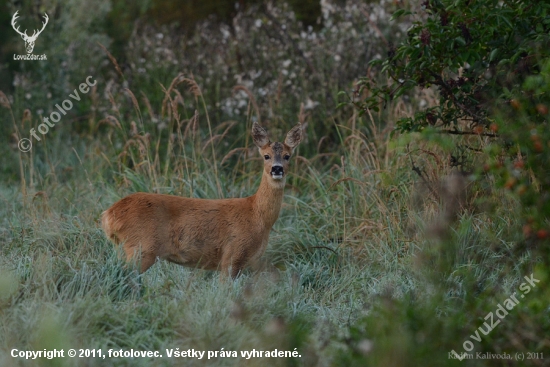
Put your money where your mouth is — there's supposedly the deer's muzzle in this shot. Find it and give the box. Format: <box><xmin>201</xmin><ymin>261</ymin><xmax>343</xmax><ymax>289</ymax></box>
<box><xmin>271</xmin><ymin>165</ymin><xmax>284</xmax><ymax>179</ymax></box>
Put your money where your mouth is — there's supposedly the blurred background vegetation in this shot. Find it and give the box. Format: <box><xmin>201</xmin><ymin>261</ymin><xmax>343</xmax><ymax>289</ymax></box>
<box><xmin>0</xmin><ymin>0</ymin><xmax>549</xmax><ymax>366</ymax></box>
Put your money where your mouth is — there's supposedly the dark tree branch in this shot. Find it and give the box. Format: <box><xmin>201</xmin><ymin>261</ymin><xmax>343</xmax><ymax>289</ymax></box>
<box><xmin>437</xmin><ymin>130</ymin><xmax>498</xmax><ymax>138</ymax></box>
<box><xmin>407</xmin><ymin>144</ymin><xmax>440</xmax><ymax>201</ymax></box>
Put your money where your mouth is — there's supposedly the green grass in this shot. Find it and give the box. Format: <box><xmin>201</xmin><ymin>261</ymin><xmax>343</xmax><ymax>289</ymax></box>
<box><xmin>0</xmin><ymin>111</ymin><xmax>532</xmax><ymax>366</ymax></box>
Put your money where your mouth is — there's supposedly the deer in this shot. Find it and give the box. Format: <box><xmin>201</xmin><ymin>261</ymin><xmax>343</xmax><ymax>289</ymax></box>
<box><xmin>101</xmin><ymin>122</ymin><xmax>303</xmax><ymax>278</ymax></box>
<box><xmin>11</xmin><ymin>11</ymin><xmax>49</xmax><ymax>54</ymax></box>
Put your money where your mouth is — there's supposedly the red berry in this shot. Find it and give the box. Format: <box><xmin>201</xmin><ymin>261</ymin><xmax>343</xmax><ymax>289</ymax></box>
<box><xmin>536</xmin><ymin>104</ymin><xmax>548</xmax><ymax>115</ymax></box>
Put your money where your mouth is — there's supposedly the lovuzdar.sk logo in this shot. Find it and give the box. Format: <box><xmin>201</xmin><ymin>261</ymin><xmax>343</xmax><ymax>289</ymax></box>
<box><xmin>11</xmin><ymin>10</ymin><xmax>48</xmax><ymax>61</ymax></box>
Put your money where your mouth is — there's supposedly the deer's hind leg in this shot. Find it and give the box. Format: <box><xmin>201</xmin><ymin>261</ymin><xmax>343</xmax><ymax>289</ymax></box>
<box><xmin>123</xmin><ymin>244</ymin><xmax>157</xmax><ymax>273</ymax></box>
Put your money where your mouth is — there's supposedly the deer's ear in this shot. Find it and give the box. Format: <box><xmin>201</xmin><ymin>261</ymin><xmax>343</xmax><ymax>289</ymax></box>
<box><xmin>284</xmin><ymin>123</ymin><xmax>302</xmax><ymax>150</ymax></box>
<box><xmin>252</xmin><ymin>122</ymin><xmax>270</xmax><ymax>148</ymax></box>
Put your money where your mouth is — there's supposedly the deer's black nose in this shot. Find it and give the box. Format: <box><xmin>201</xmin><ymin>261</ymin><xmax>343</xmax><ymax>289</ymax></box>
<box><xmin>271</xmin><ymin>165</ymin><xmax>284</xmax><ymax>176</ymax></box>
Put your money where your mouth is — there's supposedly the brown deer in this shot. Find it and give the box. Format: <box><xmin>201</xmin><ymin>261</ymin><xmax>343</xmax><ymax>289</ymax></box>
<box><xmin>102</xmin><ymin>122</ymin><xmax>302</xmax><ymax>277</ymax></box>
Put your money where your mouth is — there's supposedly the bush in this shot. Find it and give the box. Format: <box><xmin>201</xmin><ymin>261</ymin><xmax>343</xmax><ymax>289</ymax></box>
<box><xmin>353</xmin><ymin>0</ymin><xmax>550</xmax><ymax>254</ymax></box>
<box><xmin>340</xmin><ymin>0</ymin><xmax>550</xmax><ymax>364</ymax></box>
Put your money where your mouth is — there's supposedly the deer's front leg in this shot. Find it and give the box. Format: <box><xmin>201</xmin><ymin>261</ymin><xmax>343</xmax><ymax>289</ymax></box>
<box><xmin>220</xmin><ymin>247</ymin><xmax>249</xmax><ymax>279</ymax></box>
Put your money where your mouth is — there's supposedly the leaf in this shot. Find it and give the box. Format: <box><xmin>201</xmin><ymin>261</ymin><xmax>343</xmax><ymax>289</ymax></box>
<box><xmin>489</xmin><ymin>48</ymin><xmax>499</xmax><ymax>62</ymax></box>
<box><xmin>368</xmin><ymin>59</ymin><xmax>383</xmax><ymax>67</ymax></box>
<box><xmin>390</xmin><ymin>9</ymin><xmax>412</xmax><ymax>21</ymax></box>
<box><xmin>498</xmin><ymin>14</ymin><xmax>513</xmax><ymax>29</ymax></box>
<box><xmin>498</xmin><ymin>58</ymin><xmax>510</xmax><ymax>66</ymax></box>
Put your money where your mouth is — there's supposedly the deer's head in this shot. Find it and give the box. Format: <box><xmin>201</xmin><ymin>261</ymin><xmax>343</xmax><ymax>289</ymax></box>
<box><xmin>11</xmin><ymin>11</ymin><xmax>49</xmax><ymax>54</ymax></box>
<box><xmin>252</xmin><ymin>122</ymin><xmax>302</xmax><ymax>187</ymax></box>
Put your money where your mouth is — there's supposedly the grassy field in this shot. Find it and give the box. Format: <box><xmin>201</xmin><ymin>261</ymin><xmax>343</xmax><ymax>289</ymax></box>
<box><xmin>1</xmin><ymin>1</ymin><xmax>548</xmax><ymax>366</ymax></box>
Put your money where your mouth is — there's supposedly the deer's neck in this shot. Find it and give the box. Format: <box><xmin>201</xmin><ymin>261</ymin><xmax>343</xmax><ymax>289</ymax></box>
<box><xmin>252</xmin><ymin>172</ymin><xmax>285</xmax><ymax>228</ymax></box>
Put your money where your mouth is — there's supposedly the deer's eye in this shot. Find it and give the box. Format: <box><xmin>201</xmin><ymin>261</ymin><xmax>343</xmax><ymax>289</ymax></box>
<box><xmin>284</xmin><ymin>155</ymin><xmax>291</xmax><ymax>161</ymax></box>
<box><xmin>264</xmin><ymin>155</ymin><xmax>270</xmax><ymax>160</ymax></box>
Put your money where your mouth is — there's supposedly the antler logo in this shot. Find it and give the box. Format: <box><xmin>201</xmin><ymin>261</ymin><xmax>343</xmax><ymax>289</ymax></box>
<box><xmin>11</xmin><ymin>11</ymin><xmax>49</xmax><ymax>54</ymax></box>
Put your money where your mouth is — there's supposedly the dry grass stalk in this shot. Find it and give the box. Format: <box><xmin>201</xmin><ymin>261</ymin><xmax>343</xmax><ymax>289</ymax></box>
<box><xmin>107</xmin><ymin>92</ymin><xmax>120</xmax><ymax>116</ymax></box>
<box><xmin>130</xmin><ymin>121</ymin><xmax>138</xmax><ymax>137</ymax></box>
<box><xmin>0</xmin><ymin>91</ymin><xmax>10</xmax><ymax>109</ymax></box>
<box><xmin>22</xmin><ymin>109</ymin><xmax>31</xmax><ymax>130</ymax></box>
<box><xmin>97</xmin><ymin>115</ymin><xmax>122</xmax><ymax>130</ymax></box>
<box><xmin>124</xmin><ymin>88</ymin><xmax>145</xmax><ymax>131</ymax></box>
<box><xmin>170</xmin><ymin>98</ymin><xmax>180</xmax><ymax>125</ymax></box>
<box><xmin>97</xmin><ymin>42</ymin><xmax>124</xmax><ymax>78</ymax></box>
<box><xmin>221</xmin><ymin>148</ymin><xmax>248</xmax><ymax>166</ymax></box>
<box><xmin>184</xmin><ymin>109</ymin><xmax>200</xmax><ymax>140</ymax></box>
<box><xmin>233</xmin><ymin>85</ymin><xmax>261</xmax><ymax>123</ymax></box>
<box><xmin>140</xmin><ymin>91</ymin><xmax>156</xmax><ymax>122</ymax></box>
